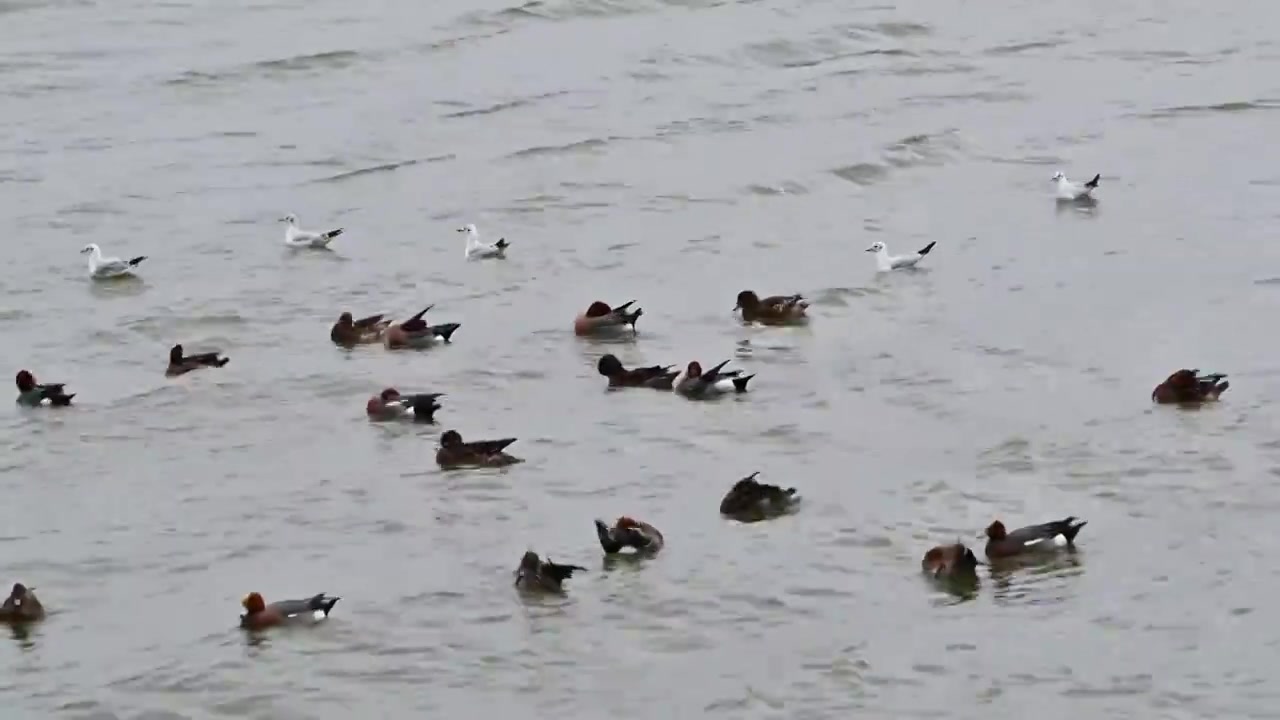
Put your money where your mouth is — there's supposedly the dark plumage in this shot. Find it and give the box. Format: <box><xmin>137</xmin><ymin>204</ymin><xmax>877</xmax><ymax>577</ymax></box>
<box><xmin>985</xmin><ymin>517</ymin><xmax>1087</xmax><ymax>559</ymax></box>
<box><xmin>719</xmin><ymin>472</ymin><xmax>800</xmax><ymax>522</ymax></box>
<box><xmin>1152</xmin><ymin>368</ymin><xmax>1229</xmax><ymax>405</ymax></box>
<box><xmin>596</xmin><ymin>354</ymin><xmax>678</xmax><ymax>389</ymax></box>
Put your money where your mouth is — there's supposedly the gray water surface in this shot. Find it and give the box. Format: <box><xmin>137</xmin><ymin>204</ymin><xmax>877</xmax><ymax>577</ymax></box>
<box><xmin>4</xmin><ymin>0</ymin><xmax>1280</xmax><ymax>718</ymax></box>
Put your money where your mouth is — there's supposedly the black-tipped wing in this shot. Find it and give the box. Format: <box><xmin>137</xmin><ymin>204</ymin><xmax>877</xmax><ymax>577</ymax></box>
<box><xmin>465</xmin><ymin>438</ymin><xmax>518</xmax><ymax>455</ymax></box>
<box><xmin>544</xmin><ymin>560</ymin><xmax>586</xmax><ymax>582</ymax></box>
<box><xmin>1084</xmin><ymin>173</ymin><xmax>1101</xmax><ymax>189</ymax></box>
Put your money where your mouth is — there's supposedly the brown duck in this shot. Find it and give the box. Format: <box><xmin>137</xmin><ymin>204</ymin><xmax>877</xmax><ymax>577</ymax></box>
<box><xmin>331</xmin><ymin>311</ymin><xmax>391</xmax><ymax>347</ymax></box>
<box><xmin>921</xmin><ymin>543</ymin><xmax>980</xmax><ymax>580</ymax></box>
<box><xmin>436</xmin><ymin>430</ymin><xmax>522</xmax><ymax>468</ymax></box>
<box><xmin>596</xmin><ymin>354</ymin><xmax>678</xmax><ymax>390</ymax></box>
<box><xmin>239</xmin><ymin>591</ymin><xmax>340</xmax><ymax>630</ymax></box>
<box><xmin>719</xmin><ymin>471</ymin><xmax>800</xmax><ymax>522</ymax></box>
<box><xmin>984</xmin><ymin>517</ymin><xmax>1087</xmax><ymax>559</ymax></box>
<box><xmin>573</xmin><ymin>300</ymin><xmax>643</xmax><ymax>337</ymax></box>
<box><xmin>383</xmin><ymin>305</ymin><xmax>462</xmax><ymax>350</ymax></box>
<box><xmin>514</xmin><ymin>551</ymin><xmax>586</xmax><ymax>593</ymax></box>
<box><xmin>0</xmin><ymin>583</ymin><xmax>45</xmax><ymax>623</ymax></box>
<box><xmin>1151</xmin><ymin>369</ymin><xmax>1229</xmax><ymax>405</ymax></box>
<box><xmin>594</xmin><ymin>516</ymin><xmax>665</xmax><ymax>554</ymax></box>
<box><xmin>734</xmin><ymin>290</ymin><xmax>809</xmax><ymax>325</ymax></box>
<box><xmin>15</xmin><ymin>370</ymin><xmax>74</xmax><ymax>407</ymax></box>
<box><xmin>166</xmin><ymin>344</ymin><xmax>229</xmax><ymax>377</ymax></box>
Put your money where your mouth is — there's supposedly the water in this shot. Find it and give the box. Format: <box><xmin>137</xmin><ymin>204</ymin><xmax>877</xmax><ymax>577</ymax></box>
<box><xmin>3</xmin><ymin>0</ymin><xmax>1280</xmax><ymax>717</ymax></box>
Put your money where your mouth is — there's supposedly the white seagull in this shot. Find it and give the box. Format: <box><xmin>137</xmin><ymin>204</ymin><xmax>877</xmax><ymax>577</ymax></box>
<box><xmin>1051</xmin><ymin>171</ymin><xmax>1101</xmax><ymax>201</ymax></box>
<box><xmin>80</xmin><ymin>243</ymin><xmax>147</xmax><ymax>280</ymax></box>
<box><xmin>279</xmin><ymin>213</ymin><xmax>344</xmax><ymax>249</ymax></box>
<box><xmin>459</xmin><ymin>223</ymin><xmax>509</xmax><ymax>260</ymax></box>
<box><xmin>865</xmin><ymin>240</ymin><xmax>936</xmax><ymax>272</ymax></box>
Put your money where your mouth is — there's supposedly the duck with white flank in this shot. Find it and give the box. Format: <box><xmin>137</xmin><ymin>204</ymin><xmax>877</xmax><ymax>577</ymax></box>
<box><xmin>673</xmin><ymin>360</ymin><xmax>754</xmax><ymax>398</ymax></box>
<box><xmin>383</xmin><ymin>305</ymin><xmax>461</xmax><ymax>350</ymax></box>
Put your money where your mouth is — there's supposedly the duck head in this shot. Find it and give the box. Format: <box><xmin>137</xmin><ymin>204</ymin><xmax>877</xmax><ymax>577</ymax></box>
<box><xmin>685</xmin><ymin>361</ymin><xmax>703</xmax><ymax>379</ymax></box>
<box><xmin>15</xmin><ymin>370</ymin><xmax>35</xmax><ymax>392</ymax></box>
<box><xmin>734</xmin><ymin>290</ymin><xmax>760</xmax><ymax>311</ymax></box>
<box><xmin>169</xmin><ymin>344</ymin><xmax>184</xmax><ymax>364</ymax></box>
<box><xmin>865</xmin><ymin>241</ymin><xmax>886</xmax><ymax>253</ymax></box>
<box><xmin>731</xmin><ymin>471</ymin><xmax>762</xmax><ymax>494</ymax></box>
<box><xmin>985</xmin><ymin>520</ymin><xmax>1007</xmax><ymax>541</ymax></box>
<box><xmin>7</xmin><ymin>583</ymin><xmax>33</xmax><ymax>606</ymax></box>
<box><xmin>1166</xmin><ymin>368</ymin><xmax>1198</xmax><ymax>389</ymax></box>
<box><xmin>241</xmin><ymin>592</ymin><xmax>266</xmax><ymax>614</ymax></box>
<box><xmin>380</xmin><ymin>388</ymin><xmax>401</xmax><ymax>403</ymax></box>
<box><xmin>515</xmin><ymin>550</ymin><xmax>541</xmax><ymax>584</ymax></box>
<box><xmin>584</xmin><ymin>301</ymin><xmax>612</xmax><ymax>318</ymax></box>
<box><xmin>597</xmin><ymin>354</ymin><xmax>625</xmax><ymax>377</ymax></box>
<box><xmin>440</xmin><ymin>430</ymin><xmax>463</xmax><ymax>448</ymax></box>
<box><xmin>337</xmin><ymin>312</ymin><xmax>354</xmax><ymax>327</ymax></box>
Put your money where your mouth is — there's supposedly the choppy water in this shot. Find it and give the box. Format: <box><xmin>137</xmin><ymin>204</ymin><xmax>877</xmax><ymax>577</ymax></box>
<box><xmin>4</xmin><ymin>0</ymin><xmax>1280</xmax><ymax>717</ymax></box>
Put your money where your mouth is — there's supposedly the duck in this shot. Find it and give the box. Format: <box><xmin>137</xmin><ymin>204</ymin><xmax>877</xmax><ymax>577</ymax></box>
<box><xmin>239</xmin><ymin>591</ymin><xmax>340</xmax><ymax>630</ymax></box>
<box><xmin>673</xmin><ymin>360</ymin><xmax>754</xmax><ymax>398</ymax></box>
<box><xmin>594</xmin><ymin>516</ymin><xmax>665</xmax><ymax>554</ymax></box>
<box><xmin>383</xmin><ymin>305</ymin><xmax>462</xmax><ymax>350</ymax></box>
<box><xmin>331</xmin><ymin>311</ymin><xmax>391</xmax><ymax>347</ymax></box>
<box><xmin>514</xmin><ymin>551</ymin><xmax>586</xmax><ymax>593</ymax></box>
<box><xmin>865</xmin><ymin>240</ymin><xmax>937</xmax><ymax>272</ymax></box>
<box><xmin>436</xmin><ymin>430</ymin><xmax>522</xmax><ymax>468</ymax></box>
<box><xmin>596</xmin><ymin>354</ymin><xmax>678</xmax><ymax>390</ymax></box>
<box><xmin>984</xmin><ymin>517</ymin><xmax>1087</xmax><ymax>559</ymax></box>
<box><xmin>279</xmin><ymin>213</ymin><xmax>343</xmax><ymax>249</ymax></box>
<box><xmin>366</xmin><ymin>388</ymin><xmax>444</xmax><ymax>423</ymax></box>
<box><xmin>0</xmin><ymin>583</ymin><xmax>45</xmax><ymax>624</ymax></box>
<box><xmin>734</xmin><ymin>290</ymin><xmax>809</xmax><ymax>325</ymax></box>
<box><xmin>80</xmin><ymin>243</ymin><xmax>146</xmax><ymax>280</ymax></box>
<box><xmin>165</xmin><ymin>344</ymin><xmax>230</xmax><ymax>377</ymax></box>
<box><xmin>460</xmin><ymin>223</ymin><xmax>510</xmax><ymax>260</ymax></box>
<box><xmin>719</xmin><ymin>471</ymin><xmax>800</xmax><ymax>522</ymax></box>
<box><xmin>1051</xmin><ymin>171</ymin><xmax>1101</xmax><ymax>202</ymax></box>
<box><xmin>1152</xmin><ymin>368</ymin><xmax>1229</xmax><ymax>405</ymax></box>
<box><xmin>15</xmin><ymin>370</ymin><xmax>74</xmax><ymax>407</ymax></box>
<box><xmin>921</xmin><ymin>543</ymin><xmax>980</xmax><ymax>580</ymax></box>
<box><xmin>573</xmin><ymin>300</ymin><xmax>643</xmax><ymax>337</ymax></box>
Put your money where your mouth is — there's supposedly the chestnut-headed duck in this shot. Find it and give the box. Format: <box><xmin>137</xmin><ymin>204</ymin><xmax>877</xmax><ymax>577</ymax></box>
<box><xmin>1152</xmin><ymin>369</ymin><xmax>1229</xmax><ymax>405</ymax></box>
<box><xmin>331</xmin><ymin>311</ymin><xmax>391</xmax><ymax>347</ymax></box>
<box><xmin>596</xmin><ymin>354</ymin><xmax>678</xmax><ymax>390</ymax></box>
<box><xmin>460</xmin><ymin>223</ymin><xmax>510</xmax><ymax>260</ymax></box>
<box><xmin>366</xmin><ymin>388</ymin><xmax>444</xmax><ymax>423</ymax></box>
<box><xmin>594</xmin><ymin>516</ymin><xmax>665</xmax><ymax>554</ymax></box>
<box><xmin>15</xmin><ymin>370</ymin><xmax>74</xmax><ymax>407</ymax></box>
<box><xmin>165</xmin><ymin>344</ymin><xmax>229</xmax><ymax>377</ymax></box>
<box><xmin>383</xmin><ymin>305</ymin><xmax>461</xmax><ymax>350</ymax></box>
<box><xmin>436</xmin><ymin>430</ymin><xmax>522</xmax><ymax>468</ymax></box>
<box><xmin>279</xmin><ymin>213</ymin><xmax>343</xmax><ymax>249</ymax></box>
<box><xmin>573</xmin><ymin>300</ymin><xmax>643</xmax><ymax>337</ymax></box>
<box><xmin>0</xmin><ymin>583</ymin><xmax>45</xmax><ymax>624</ymax></box>
<box><xmin>719</xmin><ymin>471</ymin><xmax>800</xmax><ymax>522</ymax></box>
<box><xmin>514</xmin><ymin>551</ymin><xmax>586</xmax><ymax>593</ymax></box>
<box><xmin>734</xmin><ymin>290</ymin><xmax>809</xmax><ymax>325</ymax></box>
<box><xmin>984</xmin><ymin>517</ymin><xmax>1087</xmax><ymax>559</ymax></box>
<box><xmin>673</xmin><ymin>360</ymin><xmax>754</xmax><ymax>398</ymax></box>
<box><xmin>239</xmin><ymin>591</ymin><xmax>340</xmax><ymax>630</ymax></box>
<box><xmin>921</xmin><ymin>543</ymin><xmax>980</xmax><ymax>580</ymax></box>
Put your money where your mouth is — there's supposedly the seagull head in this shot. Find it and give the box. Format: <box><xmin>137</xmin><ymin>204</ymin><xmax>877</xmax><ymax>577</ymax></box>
<box><xmin>456</xmin><ymin>224</ymin><xmax>478</xmax><ymax>236</ymax></box>
<box><xmin>279</xmin><ymin>214</ymin><xmax>297</xmax><ymax>225</ymax></box>
<box><xmin>1051</xmin><ymin>171</ymin><xmax>1066</xmax><ymax>182</ymax></box>
<box><xmin>79</xmin><ymin>243</ymin><xmax>99</xmax><ymax>256</ymax></box>
<box><xmin>865</xmin><ymin>241</ymin><xmax>886</xmax><ymax>253</ymax></box>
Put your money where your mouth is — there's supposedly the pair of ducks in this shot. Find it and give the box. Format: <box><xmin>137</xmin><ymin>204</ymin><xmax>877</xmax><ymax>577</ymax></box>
<box><xmin>922</xmin><ymin>516</ymin><xmax>1089</xmax><ymax>580</ymax></box>
<box><xmin>330</xmin><ymin>306</ymin><xmax>461</xmax><ymax>350</ymax></box>
<box><xmin>13</xmin><ymin>345</ymin><xmax>230</xmax><ymax>407</ymax></box>
<box><xmin>368</xmin><ymin>394</ymin><xmax>521</xmax><ymax>469</ymax></box>
<box><xmin>518</xmin><ymin>472</ymin><xmax>802</xmax><ymax>593</ymax></box>
<box><xmin>597</xmin><ymin>355</ymin><xmax>755</xmax><ymax>397</ymax></box>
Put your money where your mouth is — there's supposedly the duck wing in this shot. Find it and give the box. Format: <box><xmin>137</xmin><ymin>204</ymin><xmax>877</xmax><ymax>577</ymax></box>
<box><xmin>464</xmin><ymin>438</ymin><xmax>518</xmax><ymax>455</ymax></box>
<box><xmin>354</xmin><ymin>313</ymin><xmax>385</xmax><ymax>328</ymax></box>
<box><xmin>543</xmin><ymin>559</ymin><xmax>586</xmax><ymax>582</ymax></box>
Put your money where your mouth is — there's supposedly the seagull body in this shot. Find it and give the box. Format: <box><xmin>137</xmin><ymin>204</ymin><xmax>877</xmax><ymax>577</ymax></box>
<box><xmin>865</xmin><ymin>240</ymin><xmax>936</xmax><ymax>272</ymax></box>
<box><xmin>460</xmin><ymin>224</ymin><xmax>509</xmax><ymax>260</ymax></box>
<box><xmin>279</xmin><ymin>213</ymin><xmax>344</xmax><ymax>249</ymax></box>
<box><xmin>1052</xmin><ymin>171</ymin><xmax>1100</xmax><ymax>201</ymax></box>
<box><xmin>80</xmin><ymin>243</ymin><xmax>146</xmax><ymax>280</ymax></box>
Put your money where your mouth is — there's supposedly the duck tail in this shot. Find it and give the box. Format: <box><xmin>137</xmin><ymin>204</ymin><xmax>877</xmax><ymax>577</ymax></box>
<box><xmin>1060</xmin><ymin>517</ymin><xmax>1087</xmax><ymax>544</ymax></box>
<box><xmin>732</xmin><ymin>374</ymin><xmax>755</xmax><ymax>392</ymax></box>
<box><xmin>432</xmin><ymin>323</ymin><xmax>461</xmax><ymax>342</ymax></box>
<box><xmin>595</xmin><ymin>520</ymin><xmax>622</xmax><ymax>554</ymax></box>
<box><xmin>917</xmin><ymin>241</ymin><xmax>937</xmax><ymax>256</ymax></box>
<box><xmin>624</xmin><ymin>307</ymin><xmax>643</xmax><ymax>329</ymax></box>
<box><xmin>495</xmin><ymin>238</ymin><xmax>509</xmax><ymax>250</ymax></box>
<box><xmin>128</xmin><ymin>256</ymin><xmax>147</xmax><ymax>267</ymax></box>
<box><xmin>1084</xmin><ymin>173</ymin><xmax>1101</xmax><ymax>189</ymax></box>
<box><xmin>216</xmin><ymin>357</ymin><xmax>230</xmax><ymax>367</ymax></box>
<box><xmin>51</xmin><ymin>393</ymin><xmax>75</xmax><ymax>406</ymax></box>
<box><xmin>1213</xmin><ymin>379</ymin><xmax>1230</xmax><ymax>398</ymax></box>
<box><xmin>319</xmin><ymin>596</ymin><xmax>340</xmax><ymax>615</ymax></box>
